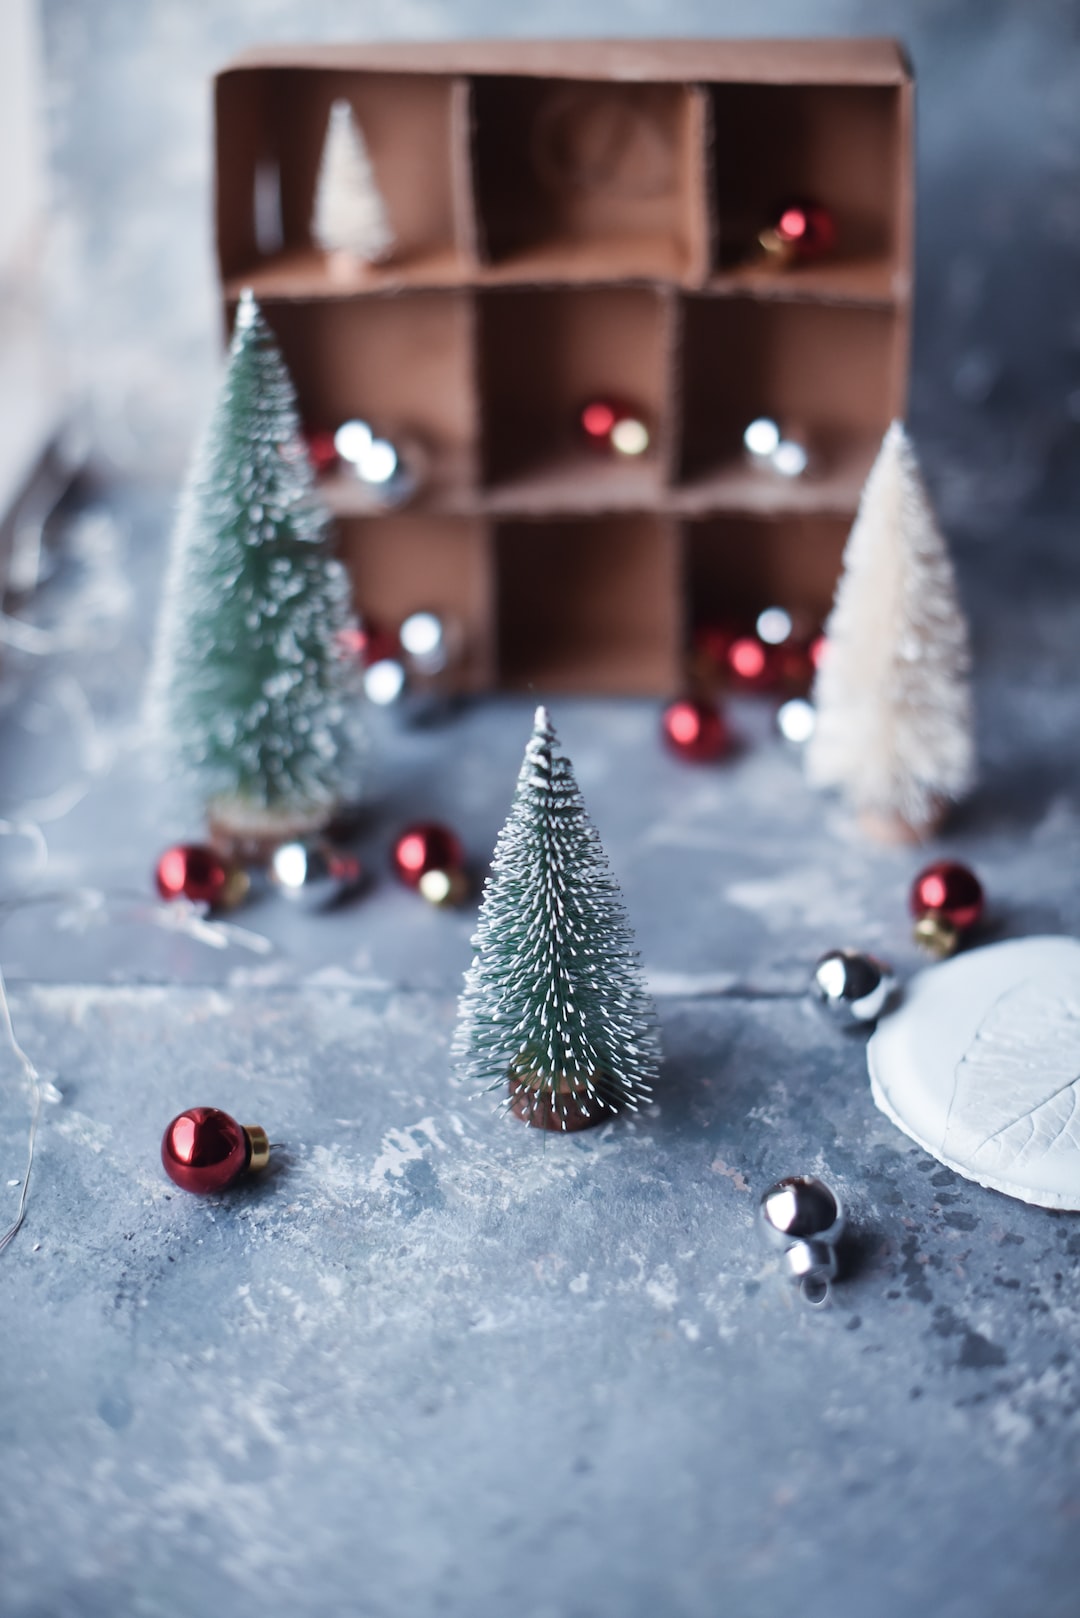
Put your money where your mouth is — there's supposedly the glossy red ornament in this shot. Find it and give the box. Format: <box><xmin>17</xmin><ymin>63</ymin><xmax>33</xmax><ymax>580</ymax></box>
<box><xmin>155</xmin><ymin>844</ymin><xmax>248</xmax><ymax>910</ymax></box>
<box><xmin>579</xmin><ymin>399</ymin><xmax>650</xmax><ymax>457</ymax></box>
<box><xmin>661</xmin><ymin>697</ymin><xmax>729</xmax><ymax>762</ymax></box>
<box><xmin>762</xmin><ymin>200</ymin><xmax>837</xmax><ymax>262</ymax></box>
<box><xmin>910</xmin><ymin>861</ymin><xmax>984</xmax><ymax>931</ymax></box>
<box><xmin>161</xmin><ymin>1107</ymin><xmax>271</xmax><ymax>1195</ymax></box>
<box><xmin>726</xmin><ymin>635</ymin><xmax>774</xmax><ymax>690</ymax></box>
<box><xmin>303</xmin><ymin>429</ymin><xmax>339</xmax><ymax>476</ymax></box>
<box><xmin>392</xmin><ymin>823</ymin><xmax>465</xmax><ymax>889</ymax></box>
<box><xmin>336</xmin><ymin>618</ymin><xmax>398</xmax><ymax>668</ymax></box>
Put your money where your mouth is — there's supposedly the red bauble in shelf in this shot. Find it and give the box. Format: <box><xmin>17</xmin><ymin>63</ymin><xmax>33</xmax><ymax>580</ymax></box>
<box><xmin>910</xmin><ymin>860</ymin><xmax>985</xmax><ymax>958</ymax></box>
<box><xmin>392</xmin><ymin>823</ymin><xmax>465</xmax><ymax>889</ymax></box>
<box><xmin>726</xmin><ymin>635</ymin><xmax>774</xmax><ymax>691</ymax></box>
<box><xmin>760</xmin><ymin>200</ymin><xmax>837</xmax><ymax>263</ymax></box>
<box><xmin>337</xmin><ymin>618</ymin><xmax>398</xmax><ymax>668</ymax></box>
<box><xmin>579</xmin><ymin>399</ymin><xmax>650</xmax><ymax>458</ymax></box>
<box><xmin>303</xmin><ymin>428</ymin><xmax>339</xmax><ymax>476</ymax></box>
<box><xmin>161</xmin><ymin>1107</ymin><xmax>271</xmax><ymax>1195</ymax></box>
<box><xmin>661</xmin><ymin>697</ymin><xmax>729</xmax><ymax>762</ymax></box>
<box><xmin>155</xmin><ymin>845</ymin><xmax>249</xmax><ymax>910</ymax></box>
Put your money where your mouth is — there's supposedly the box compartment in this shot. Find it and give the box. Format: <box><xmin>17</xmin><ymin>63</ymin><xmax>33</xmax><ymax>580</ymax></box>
<box><xmin>495</xmin><ymin>515</ymin><xmax>680</xmax><ymax>693</ymax></box>
<box><xmin>676</xmin><ymin>297</ymin><xmax>902</xmax><ymax>499</ymax></box>
<box><xmin>338</xmin><ymin>514</ymin><xmax>492</xmax><ymax>689</ymax></box>
<box><xmin>685</xmin><ymin>514</ymin><xmax>849</xmax><ymax>637</ymax></box>
<box><xmin>216</xmin><ymin>68</ymin><xmax>470</xmax><ymax>285</ymax></box>
<box><xmin>478</xmin><ymin>286</ymin><xmax>672</xmax><ymax>500</ymax></box>
<box><xmin>248</xmin><ymin>292</ymin><xmax>478</xmax><ymax>494</ymax></box>
<box><xmin>471</xmin><ymin>77</ymin><xmax>707</xmax><ymax>280</ymax></box>
<box><xmin>710</xmin><ymin>83</ymin><xmax>907</xmax><ymax>295</ymax></box>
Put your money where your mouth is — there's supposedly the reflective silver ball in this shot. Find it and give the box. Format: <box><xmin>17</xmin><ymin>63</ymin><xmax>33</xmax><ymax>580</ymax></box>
<box><xmin>759</xmin><ymin>1176</ymin><xmax>846</xmax><ymax>1302</ymax></box>
<box><xmin>810</xmin><ymin>948</ymin><xmax>895</xmax><ymax>1030</ymax></box>
<box><xmin>760</xmin><ymin>1176</ymin><xmax>844</xmax><ymax>1248</ymax></box>
<box><xmin>269</xmin><ymin>840</ymin><xmax>363</xmax><ymax>910</ymax></box>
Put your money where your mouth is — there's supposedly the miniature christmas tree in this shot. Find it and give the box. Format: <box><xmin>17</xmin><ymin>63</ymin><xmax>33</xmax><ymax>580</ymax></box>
<box><xmin>312</xmin><ymin>100</ymin><xmax>394</xmax><ymax>264</ymax></box>
<box><xmin>149</xmin><ymin>291</ymin><xmax>361</xmax><ymax>846</ymax></box>
<box><xmin>454</xmin><ymin>707</ymin><xmax>660</xmax><ymax>1131</ymax></box>
<box><xmin>806</xmin><ymin>420</ymin><xmax>975</xmax><ymax>842</ymax></box>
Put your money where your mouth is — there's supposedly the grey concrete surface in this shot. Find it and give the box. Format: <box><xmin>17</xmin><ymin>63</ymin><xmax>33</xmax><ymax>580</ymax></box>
<box><xmin>0</xmin><ymin>485</ymin><xmax>1077</xmax><ymax>1618</ymax></box>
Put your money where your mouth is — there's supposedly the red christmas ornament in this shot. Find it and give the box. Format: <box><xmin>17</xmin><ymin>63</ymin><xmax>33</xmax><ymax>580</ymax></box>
<box><xmin>661</xmin><ymin>697</ymin><xmax>729</xmax><ymax>762</ymax></box>
<box><xmin>161</xmin><ymin>1107</ymin><xmax>271</xmax><ymax>1195</ymax></box>
<box><xmin>910</xmin><ymin>860</ymin><xmax>985</xmax><ymax>958</ymax></box>
<box><xmin>303</xmin><ymin>429</ymin><xmax>339</xmax><ymax>476</ymax></box>
<box><xmin>726</xmin><ymin>635</ymin><xmax>774</xmax><ymax>690</ymax></box>
<box><xmin>392</xmin><ymin>823</ymin><xmax>465</xmax><ymax>889</ymax></box>
<box><xmin>761</xmin><ymin>200</ymin><xmax>837</xmax><ymax>263</ymax></box>
<box><xmin>336</xmin><ymin>617</ymin><xmax>398</xmax><ymax>668</ymax></box>
<box><xmin>155</xmin><ymin>845</ymin><xmax>249</xmax><ymax>910</ymax></box>
<box><xmin>579</xmin><ymin>399</ymin><xmax>650</xmax><ymax>458</ymax></box>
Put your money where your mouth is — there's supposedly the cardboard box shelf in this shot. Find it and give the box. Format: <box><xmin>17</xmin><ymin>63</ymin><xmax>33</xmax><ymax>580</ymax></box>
<box><xmin>215</xmin><ymin>40</ymin><xmax>913</xmax><ymax>693</ymax></box>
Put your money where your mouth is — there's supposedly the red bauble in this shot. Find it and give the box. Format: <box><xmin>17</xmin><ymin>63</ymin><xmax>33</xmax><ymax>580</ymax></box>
<box><xmin>392</xmin><ymin>823</ymin><xmax>465</xmax><ymax>888</ymax></box>
<box><xmin>910</xmin><ymin>861</ymin><xmax>985</xmax><ymax>932</ymax></box>
<box><xmin>336</xmin><ymin>618</ymin><xmax>398</xmax><ymax>668</ymax></box>
<box><xmin>773</xmin><ymin>201</ymin><xmax>837</xmax><ymax>261</ymax></box>
<box><xmin>726</xmin><ymin>635</ymin><xmax>774</xmax><ymax>690</ymax></box>
<box><xmin>303</xmin><ymin>429</ymin><xmax>339</xmax><ymax>476</ymax></box>
<box><xmin>580</xmin><ymin>399</ymin><xmax>619</xmax><ymax>444</ymax></box>
<box><xmin>578</xmin><ymin>399</ymin><xmax>650</xmax><ymax>457</ymax></box>
<box><xmin>155</xmin><ymin>845</ymin><xmax>247</xmax><ymax>910</ymax></box>
<box><xmin>161</xmin><ymin>1107</ymin><xmax>269</xmax><ymax>1195</ymax></box>
<box><xmin>661</xmin><ymin>697</ymin><xmax>729</xmax><ymax>762</ymax></box>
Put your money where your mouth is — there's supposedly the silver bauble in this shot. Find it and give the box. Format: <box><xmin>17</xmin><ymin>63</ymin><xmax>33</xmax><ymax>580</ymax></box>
<box><xmin>759</xmin><ymin>1175</ymin><xmax>846</xmax><ymax>1302</ymax></box>
<box><xmin>269</xmin><ymin>840</ymin><xmax>363</xmax><ymax>910</ymax></box>
<box><xmin>810</xmin><ymin>948</ymin><xmax>895</xmax><ymax>1030</ymax></box>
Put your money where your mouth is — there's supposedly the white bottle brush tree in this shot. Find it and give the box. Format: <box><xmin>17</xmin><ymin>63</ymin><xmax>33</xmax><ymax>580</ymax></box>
<box><xmin>149</xmin><ymin>291</ymin><xmax>361</xmax><ymax>841</ymax></box>
<box><xmin>806</xmin><ymin>421</ymin><xmax>975</xmax><ymax>842</ymax></box>
<box><xmin>312</xmin><ymin>99</ymin><xmax>395</xmax><ymax>264</ymax></box>
<box><xmin>454</xmin><ymin>707</ymin><xmax>660</xmax><ymax>1131</ymax></box>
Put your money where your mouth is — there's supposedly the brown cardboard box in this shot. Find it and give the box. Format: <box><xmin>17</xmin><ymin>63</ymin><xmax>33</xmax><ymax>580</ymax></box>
<box><xmin>214</xmin><ymin>39</ymin><xmax>913</xmax><ymax>694</ymax></box>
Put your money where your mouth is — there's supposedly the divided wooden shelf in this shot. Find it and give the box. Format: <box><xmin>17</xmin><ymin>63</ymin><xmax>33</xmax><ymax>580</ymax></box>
<box><xmin>215</xmin><ymin>39</ymin><xmax>913</xmax><ymax>695</ymax></box>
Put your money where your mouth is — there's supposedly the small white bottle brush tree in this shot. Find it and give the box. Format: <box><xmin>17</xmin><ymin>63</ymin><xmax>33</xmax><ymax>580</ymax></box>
<box><xmin>806</xmin><ymin>421</ymin><xmax>975</xmax><ymax>842</ymax></box>
<box><xmin>312</xmin><ymin>99</ymin><xmax>395</xmax><ymax>266</ymax></box>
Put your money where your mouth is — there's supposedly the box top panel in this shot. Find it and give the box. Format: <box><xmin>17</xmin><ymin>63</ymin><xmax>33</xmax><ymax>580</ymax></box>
<box><xmin>216</xmin><ymin>38</ymin><xmax>912</xmax><ymax>88</ymax></box>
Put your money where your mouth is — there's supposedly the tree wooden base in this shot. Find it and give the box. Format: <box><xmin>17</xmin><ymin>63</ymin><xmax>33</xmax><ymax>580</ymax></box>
<box><xmin>207</xmin><ymin>799</ymin><xmax>337</xmax><ymax>867</ymax></box>
<box><xmin>508</xmin><ymin>1072</ymin><xmax>611</xmax><ymax>1133</ymax></box>
<box><xmin>857</xmin><ymin>801</ymin><xmax>947</xmax><ymax>846</ymax></box>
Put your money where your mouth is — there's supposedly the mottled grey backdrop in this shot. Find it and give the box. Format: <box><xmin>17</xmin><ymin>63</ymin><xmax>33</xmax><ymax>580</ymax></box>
<box><xmin>39</xmin><ymin>0</ymin><xmax>1080</xmax><ymax>529</ymax></box>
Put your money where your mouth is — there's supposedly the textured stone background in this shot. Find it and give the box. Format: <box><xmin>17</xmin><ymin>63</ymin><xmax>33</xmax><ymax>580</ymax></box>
<box><xmin>1</xmin><ymin>4</ymin><xmax>1079</xmax><ymax>1616</ymax></box>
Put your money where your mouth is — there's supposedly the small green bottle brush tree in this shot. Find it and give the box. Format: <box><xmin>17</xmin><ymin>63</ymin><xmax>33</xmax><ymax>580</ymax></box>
<box><xmin>454</xmin><ymin>707</ymin><xmax>660</xmax><ymax>1131</ymax></box>
<box><xmin>150</xmin><ymin>291</ymin><xmax>361</xmax><ymax>854</ymax></box>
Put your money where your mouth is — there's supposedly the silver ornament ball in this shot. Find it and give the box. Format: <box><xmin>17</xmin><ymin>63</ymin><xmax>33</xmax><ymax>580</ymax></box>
<box><xmin>759</xmin><ymin>1175</ymin><xmax>846</xmax><ymax>1303</ymax></box>
<box><xmin>810</xmin><ymin>948</ymin><xmax>895</xmax><ymax>1029</ymax></box>
<box><xmin>270</xmin><ymin>839</ymin><xmax>363</xmax><ymax>910</ymax></box>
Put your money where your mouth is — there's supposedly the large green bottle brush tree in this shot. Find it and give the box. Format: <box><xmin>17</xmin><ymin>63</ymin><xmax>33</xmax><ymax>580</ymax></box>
<box><xmin>149</xmin><ymin>291</ymin><xmax>363</xmax><ymax>854</ymax></box>
<box><xmin>454</xmin><ymin>706</ymin><xmax>660</xmax><ymax>1131</ymax></box>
